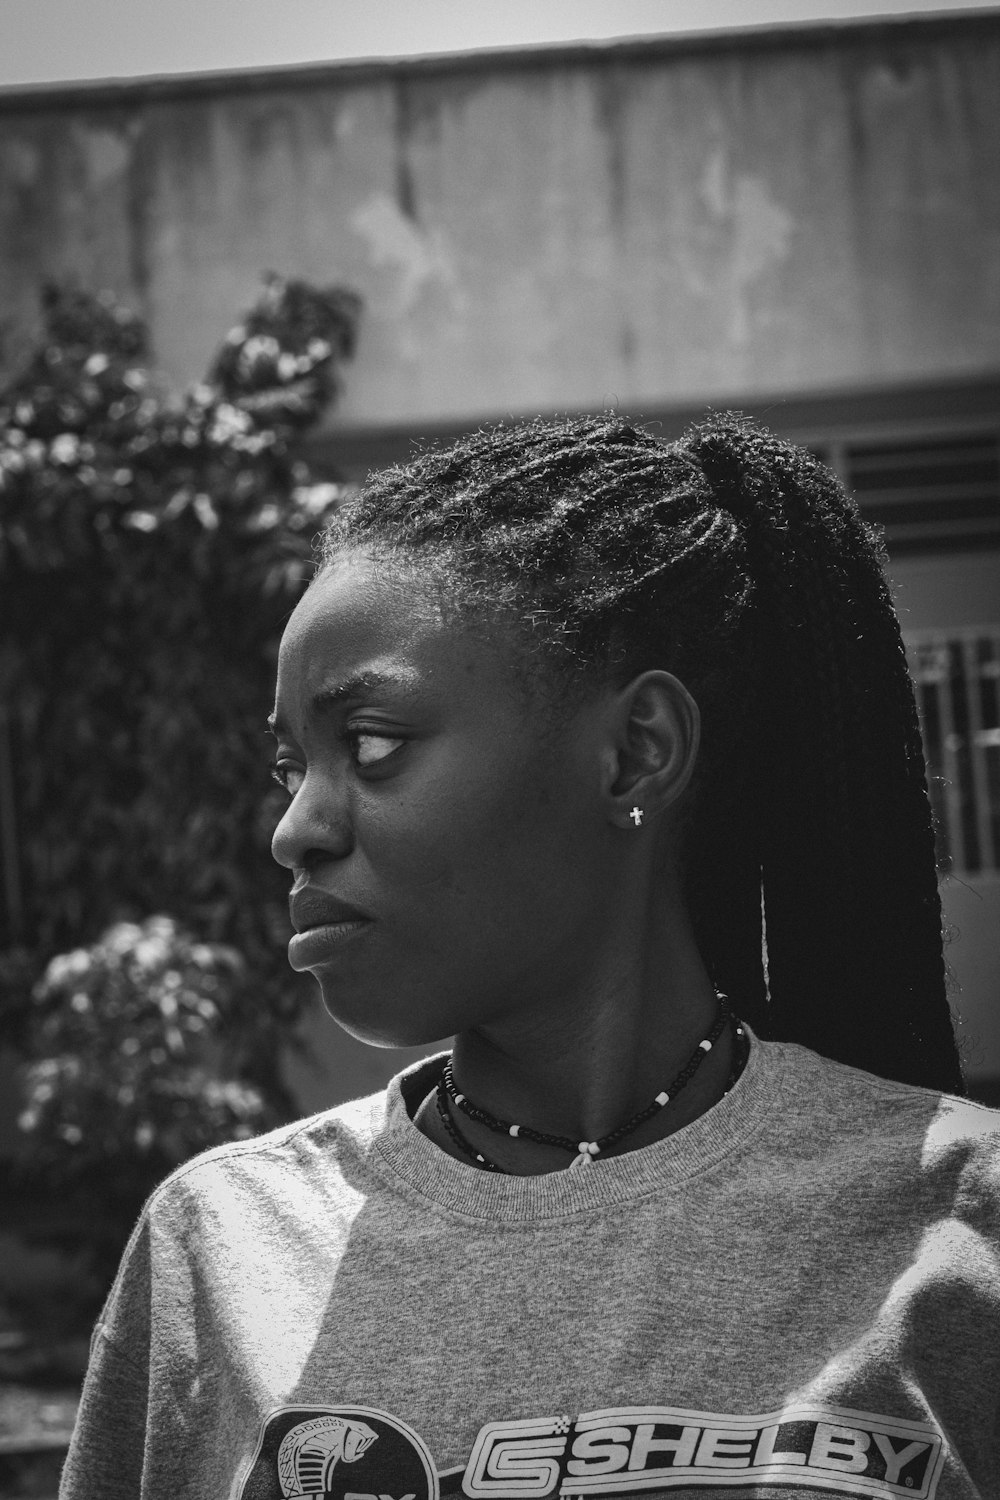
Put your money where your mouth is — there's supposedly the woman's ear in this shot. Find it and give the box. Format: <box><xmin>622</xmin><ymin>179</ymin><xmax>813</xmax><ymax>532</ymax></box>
<box><xmin>602</xmin><ymin>671</ymin><xmax>701</xmax><ymax>830</ymax></box>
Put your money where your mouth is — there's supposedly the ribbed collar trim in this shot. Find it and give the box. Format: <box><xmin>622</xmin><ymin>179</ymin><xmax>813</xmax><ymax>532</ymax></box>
<box><xmin>371</xmin><ymin>1027</ymin><xmax>787</xmax><ymax>1222</ymax></box>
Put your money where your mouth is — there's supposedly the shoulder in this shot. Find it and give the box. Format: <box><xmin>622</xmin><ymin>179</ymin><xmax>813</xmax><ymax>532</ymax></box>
<box><xmin>87</xmin><ymin>1087</ymin><xmax>400</xmax><ymax>1352</ymax></box>
<box><xmin>759</xmin><ymin>1037</ymin><xmax>1000</xmax><ymax>1225</ymax></box>
<box><xmin>783</xmin><ymin>1036</ymin><xmax>995</xmax><ymax>1121</ymax></box>
<box><xmin>142</xmin><ymin>1084</ymin><xmax>392</xmax><ymax>1228</ymax></box>
<box><xmin>766</xmin><ymin>1035</ymin><xmax>1000</xmax><ymax>1144</ymax></box>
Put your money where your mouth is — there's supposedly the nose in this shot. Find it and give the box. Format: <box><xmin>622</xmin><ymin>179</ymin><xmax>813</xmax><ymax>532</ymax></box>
<box><xmin>270</xmin><ymin>774</ymin><xmax>353</xmax><ymax>871</ymax></box>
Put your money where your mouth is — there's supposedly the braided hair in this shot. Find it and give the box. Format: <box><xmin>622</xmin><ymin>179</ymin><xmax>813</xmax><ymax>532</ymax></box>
<box><xmin>317</xmin><ymin>413</ymin><xmax>962</xmax><ymax>1094</ymax></box>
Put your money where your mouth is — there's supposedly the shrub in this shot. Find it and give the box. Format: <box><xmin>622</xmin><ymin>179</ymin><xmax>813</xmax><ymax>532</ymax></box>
<box><xmin>19</xmin><ymin>916</ymin><xmax>267</xmax><ymax>1212</ymax></box>
<box><xmin>0</xmin><ymin>275</ymin><xmax>361</xmax><ymax>1140</ymax></box>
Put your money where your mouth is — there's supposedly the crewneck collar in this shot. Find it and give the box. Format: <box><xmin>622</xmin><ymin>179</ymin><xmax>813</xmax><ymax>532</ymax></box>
<box><xmin>371</xmin><ymin>1027</ymin><xmax>787</xmax><ymax>1222</ymax></box>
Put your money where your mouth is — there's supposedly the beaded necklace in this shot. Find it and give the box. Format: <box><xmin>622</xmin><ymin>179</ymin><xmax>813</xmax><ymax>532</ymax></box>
<box><xmin>435</xmin><ymin>993</ymin><xmax>746</xmax><ymax>1174</ymax></box>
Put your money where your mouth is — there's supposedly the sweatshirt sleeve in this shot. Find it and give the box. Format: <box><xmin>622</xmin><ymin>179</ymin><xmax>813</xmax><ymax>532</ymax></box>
<box><xmin>59</xmin><ymin>1217</ymin><xmax>153</xmax><ymax>1500</ymax></box>
<box><xmin>59</xmin><ymin>1328</ymin><xmax>149</xmax><ymax>1500</ymax></box>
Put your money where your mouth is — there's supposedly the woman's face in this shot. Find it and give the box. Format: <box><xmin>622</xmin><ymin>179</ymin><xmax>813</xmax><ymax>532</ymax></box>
<box><xmin>269</xmin><ymin>553</ymin><xmax>617</xmax><ymax>1046</ymax></box>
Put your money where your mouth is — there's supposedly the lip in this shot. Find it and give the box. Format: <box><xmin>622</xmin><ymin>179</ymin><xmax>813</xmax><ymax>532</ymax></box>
<box><xmin>287</xmin><ymin>887</ymin><xmax>372</xmax><ymax>972</ymax></box>
<box><xmin>287</xmin><ymin>920</ymin><xmax>371</xmax><ymax>971</ymax></box>
<box><xmin>289</xmin><ymin>887</ymin><xmax>369</xmax><ymax>934</ymax></box>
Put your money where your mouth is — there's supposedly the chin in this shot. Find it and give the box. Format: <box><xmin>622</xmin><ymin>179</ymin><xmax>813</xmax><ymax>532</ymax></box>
<box><xmin>316</xmin><ymin>979</ymin><xmax>453</xmax><ymax>1051</ymax></box>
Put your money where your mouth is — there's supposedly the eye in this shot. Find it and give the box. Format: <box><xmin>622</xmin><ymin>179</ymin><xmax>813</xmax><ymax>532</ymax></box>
<box><xmin>349</xmin><ymin>731</ymin><xmax>405</xmax><ymax>768</ymax></box>
<box><xmin>270</xmin><ymin>760</ymin><xmax>304</xmax><ymax>797</ymax></box>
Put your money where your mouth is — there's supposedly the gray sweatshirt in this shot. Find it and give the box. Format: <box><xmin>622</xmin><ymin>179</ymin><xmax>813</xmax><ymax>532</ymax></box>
<box><xmin>60</xmin><ymin>1035</ymin><xmax>1000</xmax><ymax>1500</ymax></box>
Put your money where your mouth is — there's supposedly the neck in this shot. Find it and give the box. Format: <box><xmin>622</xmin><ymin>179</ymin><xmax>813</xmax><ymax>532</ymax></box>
<box><xmin>415</xmin><ymin>877</ymin><xmax>734</xmax><ymax>1175</ymax></box>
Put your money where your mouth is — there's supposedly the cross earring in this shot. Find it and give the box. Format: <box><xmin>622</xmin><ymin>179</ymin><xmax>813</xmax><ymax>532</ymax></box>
<box><xmin>630</xmin><ymin>806</ymin><xmax>644</xmax><ymax>827</ymax></box>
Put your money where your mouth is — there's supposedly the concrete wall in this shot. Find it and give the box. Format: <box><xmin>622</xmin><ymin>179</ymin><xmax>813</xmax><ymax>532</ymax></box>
<box><xmin>1</xmin><ymin>13</ymin><xmax>999</xmax><ymax>428</ymax></box>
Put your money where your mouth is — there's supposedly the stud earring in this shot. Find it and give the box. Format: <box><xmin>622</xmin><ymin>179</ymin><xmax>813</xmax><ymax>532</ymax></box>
<box><xmin>630</xmin><ymin>806</ymin><xmax>644</xmax><ymax>827</ymax></box>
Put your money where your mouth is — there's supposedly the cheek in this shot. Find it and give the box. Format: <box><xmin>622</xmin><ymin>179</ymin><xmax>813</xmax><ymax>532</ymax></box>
<box><xmin>360</xmin><ymin>742</ymin><xmax>564</xmax><ymax>905</ymax></box>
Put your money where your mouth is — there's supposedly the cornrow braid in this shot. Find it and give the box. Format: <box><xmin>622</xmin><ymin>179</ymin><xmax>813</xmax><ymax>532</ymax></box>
<box><xmin>317</xmin><ymin>412</ymin><xmax>962</xmax><ymax>1093</ymax></box>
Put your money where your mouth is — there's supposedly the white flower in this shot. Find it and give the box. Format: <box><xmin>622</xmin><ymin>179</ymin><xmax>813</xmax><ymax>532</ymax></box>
<box><xmin>293</xmin><ymin>482</ymin><xmax>346</xmax><ymax>516</ymax></box>
<box><xmin>45</xmin><ymin>948</ymin><xmax>92</xmax><ymax>986</ymax></box>
<box><xmin>162</xmin><ymin>490</ymin><xmax>189</xmax><ymax>519</ymax></box>
<box><xmin>252</xmin><ymin>503</ymin><xmax>281</xmax><ymax>530</ymax></box>
<box><xmin>84</xmin><ymin>353</ymin><xmax>110</xmax><ymax>376</ymax></box>
<box><xmin>193</xmin><ymin>493</ymin><xmax>220</xmax><ymax>529</ymax></box>
<box><xmin>50</xmin><ymin>433</ymin><xmax>80</xmax><ymax>465</ymax></box>
<box><xmin>104</xmin><ymin>922</ymin><xmax>144</xmax><ymax>955</ymax></box>
<box><xmin>219</xmin><ymin>401</ymin><xmax>249</xmax><ymax>430</ymax></box>
<box><xmin>277</xmin><ymin>352</ymin><xmax>298</xmax><ymax>381</ymax></box>
<box><xmin>242</xmin><ymin>334</ymin><xmax>280</xmax><ymax>364</ymax></box>
<box><xmin>133</xmin><ymin>936</ymin><xmax>169</xmax><ymax>970</ymax></box>
<box><xmin>208</xmin><ymin>403</ymin><xmax>251</xmax><ymax>443</ymax></box>
<box><xmin>157</xmin><ymin>990</ymin><xmax>178</xmax><ymax>1019</ymax></box>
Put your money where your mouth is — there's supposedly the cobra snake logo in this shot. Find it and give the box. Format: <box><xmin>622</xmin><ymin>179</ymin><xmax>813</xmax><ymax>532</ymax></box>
<box><xmin>277</xmin><ymin>1415</ymin><xmax>379</xmax><ymax>1497</ymax></box>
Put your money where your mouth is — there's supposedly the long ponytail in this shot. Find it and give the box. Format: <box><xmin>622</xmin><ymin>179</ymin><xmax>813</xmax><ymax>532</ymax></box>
<box><xmin>682</xmin><ymin>418</ymin><xmax>962</xmax><ymax>1093</ymax></box>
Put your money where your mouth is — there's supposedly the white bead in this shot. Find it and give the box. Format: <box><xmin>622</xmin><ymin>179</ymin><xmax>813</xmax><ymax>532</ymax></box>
<box><xmin>509</xmin><ymin>1124</ymin><xmax>520</xmax><ymax>1136</ymax></box>
<box><xmin>455</xmin><ymin>1093</ymin><xmax>465</xmax><ymax>1104</ymax></box>
<box><xmin>699</xmin><ymin>1039</ymin><xmax>712</xmax><ymax>1052</ymax></box>
<box><xmin>655</xmin><ymin>1091</ymin><xmax>670</xmax><ymax>1106</ymax></box>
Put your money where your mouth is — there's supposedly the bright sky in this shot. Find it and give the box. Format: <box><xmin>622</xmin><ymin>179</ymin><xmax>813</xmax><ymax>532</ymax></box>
<box><xmin>1</xmin><ymin>0</ymin><xmax>997</xmax><ymax>87</ymax></box>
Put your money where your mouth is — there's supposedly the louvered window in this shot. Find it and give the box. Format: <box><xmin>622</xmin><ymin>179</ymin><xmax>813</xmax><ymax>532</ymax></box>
<box><xmin>818</xmin><ymin>432</ymin><xmax>1000</xmax><ymax>553</ymax></box>
<box><xmin>905</xmin><ymin>629</ymin><xmax>1000</xmax><ymax>875</ymax></box>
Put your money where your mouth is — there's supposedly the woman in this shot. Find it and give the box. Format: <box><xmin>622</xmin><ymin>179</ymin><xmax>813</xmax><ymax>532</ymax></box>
<box><xmin>62</xmin><ymin>415</ymin><xmax>999</xmax><ymax>1500</ymax></box>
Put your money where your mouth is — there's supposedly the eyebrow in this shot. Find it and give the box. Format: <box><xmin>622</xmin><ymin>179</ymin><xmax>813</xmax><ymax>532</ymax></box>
<box><xmin>267</xmin><ymin>669</ymin><xmax>418</xmax><ymax>736</ymax></box>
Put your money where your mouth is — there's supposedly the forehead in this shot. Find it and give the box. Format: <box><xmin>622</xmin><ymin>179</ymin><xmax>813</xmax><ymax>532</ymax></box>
<box><xmin>282</xmin><ymin>554</ymin><xmax>440</xmax><ymax>657</ymax></box>
<box><xmin>274</xmin><ymin>554</ymin><xmax>509</xmax><ymax>719</ymax></box>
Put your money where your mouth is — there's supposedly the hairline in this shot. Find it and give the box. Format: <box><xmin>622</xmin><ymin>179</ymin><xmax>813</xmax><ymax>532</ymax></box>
<box><xmin>310</xmin><ymin>538</ymin><xmax>617</xmax><ymax>735</ymax></box>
